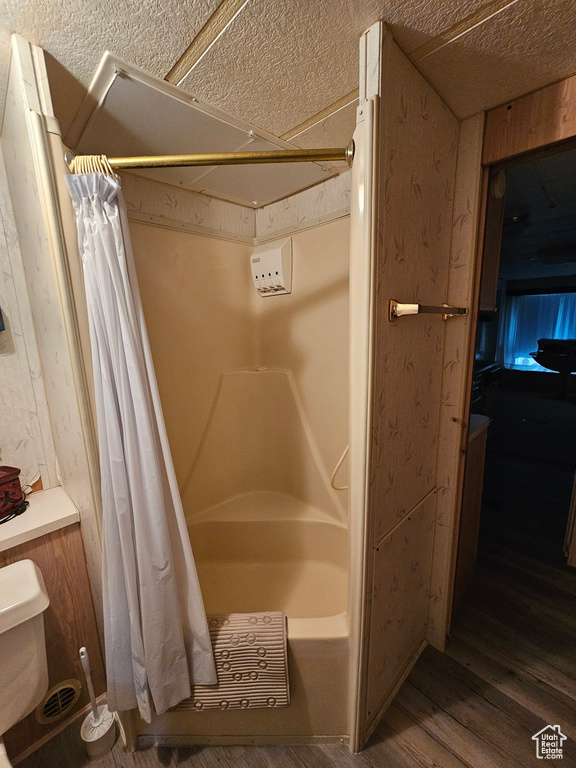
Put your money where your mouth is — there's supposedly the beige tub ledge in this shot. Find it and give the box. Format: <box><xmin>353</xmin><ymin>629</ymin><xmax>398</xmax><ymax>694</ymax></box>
<box><xmin>0</xmin><ymin>486</ymin><xmax>80</xmax><ymax>552</ymax></box>
<box><xmin>189</xmin><ymin>490</ymin><xmax>347</xmax><ymax>526</ymax></box>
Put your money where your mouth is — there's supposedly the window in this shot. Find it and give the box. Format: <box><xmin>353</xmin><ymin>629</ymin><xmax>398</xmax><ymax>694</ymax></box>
<box><xmin>503</xmin><ymin>292</ymin><xmax>576</xmax><ymax>371</ymax></box>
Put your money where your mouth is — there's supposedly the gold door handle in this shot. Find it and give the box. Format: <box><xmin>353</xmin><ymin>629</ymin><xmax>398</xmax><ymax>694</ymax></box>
<box><xmin>389</xmin><ymin>300</ymin><xmax>468</xmax><ymax>321</ymax></box>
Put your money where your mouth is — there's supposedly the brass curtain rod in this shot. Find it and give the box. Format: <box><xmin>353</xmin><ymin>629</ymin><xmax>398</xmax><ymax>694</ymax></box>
<box><xmin>67</xmin><ymin>143</ymin><xmax>354</xmax><ymax>173</ymax></box>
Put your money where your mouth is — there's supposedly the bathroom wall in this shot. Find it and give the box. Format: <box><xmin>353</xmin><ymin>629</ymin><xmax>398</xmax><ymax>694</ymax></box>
<box><xmin>0</xmin><ymin>150</ymin><xmax>57</xmax><ymax>488</ymax></box>
<box><xmin>1</xmin><ymin>36</ymin><xmax>103</xmax><ymax>621</ymax></box>
<box><xmin>0</xmin><ymin>46</ymin><xmax>106</xmax><ymax>764</ymax></box>
<box><xmin>121</xmin><ymin>172</ymin><xmax>256</xmax><ymax>243</ymax></box>
<box><xmin>356</xmin><ymin>28</ymin><xmax>483</xmax><ymax>740</ymax></box>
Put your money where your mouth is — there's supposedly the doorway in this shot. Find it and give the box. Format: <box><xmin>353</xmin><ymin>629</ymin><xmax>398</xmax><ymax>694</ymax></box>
<box><xmin>449</xmin><ymin>145</ymin><xmax>576</xmax><ymax>720</ymax></box>
<box><xmin>433</xmin><ymin>143</ymin><xmax>576</xmax><ymax>761</ymax></box>
<box><xmin>453</xmin><ymin>144</ymin><xmax>576</xmax><ymax>616</ymax></box>
<box><xmin>474</xmin><ymin>145</ymin><xmax>576</xmax><ymax>573</ymax></box>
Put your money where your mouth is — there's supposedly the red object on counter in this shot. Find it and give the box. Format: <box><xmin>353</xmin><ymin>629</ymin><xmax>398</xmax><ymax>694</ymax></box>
<box><xmin>0</xmin><ymin>466</ymin><xmax>25</xmax><ymax>521</ymax></box>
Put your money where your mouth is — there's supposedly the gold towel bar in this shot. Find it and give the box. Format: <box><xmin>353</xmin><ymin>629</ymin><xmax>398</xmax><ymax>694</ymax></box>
<box><xmin>389</xmin><ymin>300</ymin><xmax>469</xmax><ymax>321</ymax></box>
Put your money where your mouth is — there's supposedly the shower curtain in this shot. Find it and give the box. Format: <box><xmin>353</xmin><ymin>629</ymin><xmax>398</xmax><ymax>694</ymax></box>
<box><xmin>66</xmin><ymin>173</ymin><xmax>217</xmax><ymax>722</ymax></box>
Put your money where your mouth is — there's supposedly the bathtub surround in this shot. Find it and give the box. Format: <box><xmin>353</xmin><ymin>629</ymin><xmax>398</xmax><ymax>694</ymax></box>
<box><xmin>184</xmin><ymin>371</ymin><xmax>344</xmax><ymax>523</ymax></box>
<box><xmin>127</xmin><ymin>210</ymin><xmax>350</xmax><ymax>744</ymax></box>
<box><xmin>130</xmin><ymin>217</ymin><xmax>350</xmax><ymax>528</ymax></box>
<box><xmin>66</xmin><ymin>172</ymin><xmax>217</xmax><ymax>720</ymax></box>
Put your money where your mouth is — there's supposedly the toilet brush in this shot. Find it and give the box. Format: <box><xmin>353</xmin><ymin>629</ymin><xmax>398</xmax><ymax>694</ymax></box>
<box><xmin>79</xmin><ymin>646</ymin><xmax>116</xmax><ymax>759</ymax></box>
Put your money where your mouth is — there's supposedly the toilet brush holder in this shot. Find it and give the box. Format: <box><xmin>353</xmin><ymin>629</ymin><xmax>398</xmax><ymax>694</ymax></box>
<box><xmin>79</xmin><ymin>647</ymin><xmax>116</xmax><ymax>759</ymax></box>
<box><xmin>80</xmin><ymin>705</ymin><xmax>116</xmax><ymax>760</ymax></box>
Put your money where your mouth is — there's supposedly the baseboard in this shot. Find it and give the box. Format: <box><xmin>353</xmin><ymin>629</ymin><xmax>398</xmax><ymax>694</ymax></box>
<box><xmin>136</xmin><ymin>733</ymin><xmax>349</xmax><ymax>749</ymax></box>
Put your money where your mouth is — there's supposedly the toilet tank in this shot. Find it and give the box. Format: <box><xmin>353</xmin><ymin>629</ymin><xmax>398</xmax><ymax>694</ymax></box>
<box><xmin>0</xmin><ymin>560</ymin><xmax>50</xmax><ymax>735</ymax></box>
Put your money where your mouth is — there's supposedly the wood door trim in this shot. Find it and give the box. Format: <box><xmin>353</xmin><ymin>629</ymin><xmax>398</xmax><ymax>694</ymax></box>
<box><xmin>483</xmin><ymin>73</ymin><xmax>576</xmax><ymax>165</ymax></box>
<box><xmin>446</xmin><ymin>167</ymin><xmax>490</xmax><ymax>630</ymax></box>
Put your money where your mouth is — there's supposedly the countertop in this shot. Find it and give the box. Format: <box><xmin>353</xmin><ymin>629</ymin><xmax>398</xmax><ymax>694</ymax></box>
<box><xmin>0</xmin><ymin>486</ymin><xmax>80</xmax><ymax>552</ymax></box>
<box><xmin>469</xmin><ymin>413</ymin><xmax>491</xmax><ymax>441</ymax></box>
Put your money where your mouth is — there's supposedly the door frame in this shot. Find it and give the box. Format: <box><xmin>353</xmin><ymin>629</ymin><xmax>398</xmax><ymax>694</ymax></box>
<box><xmin>452</xmin><ymin>72</ymin><xmax>576</xmax><ymax>623</ymax></box>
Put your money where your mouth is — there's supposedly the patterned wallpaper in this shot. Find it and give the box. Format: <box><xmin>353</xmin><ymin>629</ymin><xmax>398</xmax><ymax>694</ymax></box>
<box><xmin>0</xmin><ymin>94</ymin><xmax>56</xmax><ymax>488</ymax></box>
<box><xmin>121</xmin><ymin>172</ymin><xmax>255</xmax><ymax>242</ymax></box>
<box><xmin>1</xmin><ymin>37</ymin><xmax>103</xmax><ymax>624</ymax></box>
<box><xmin>120</xmin><ymin>167</ymin><xmax>351</xmax><ymax>246</ymax></box>
<box><xmin>362</xmin><ymin>31</ymin><xmax>481</xmax><ymax>732</ymax></box>
<box><xmin>368</xmin><ymin>41</ymin><xmax>459</xmax><ymax>544</ymax></box>
<box><xmin>256</xmin><ymin>171</ymin><xmax>351</xmax><ymax>242</ymax></box>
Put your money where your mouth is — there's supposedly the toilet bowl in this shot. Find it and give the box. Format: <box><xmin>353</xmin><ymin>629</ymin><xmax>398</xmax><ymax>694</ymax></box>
<box><xmin>0</xmin><ymin>560</ymin><xmax>50</xmax><ymax>767</ymax></box>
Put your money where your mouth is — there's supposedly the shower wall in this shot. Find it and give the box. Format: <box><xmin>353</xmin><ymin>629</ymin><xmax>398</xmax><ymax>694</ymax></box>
<box><xmin>129</xmin><ymin>215</ymin><xmax>349</xmax><ymax>522</ymax></box>
<box><xmin>258</xmin><ymin>222</ymin><xmax>349</xmax><ymax>502</ymax></box>
<box><xmin>128</xmin><ymin>226</ymin><xmax>256</xmax><ymax>498</ymax></box>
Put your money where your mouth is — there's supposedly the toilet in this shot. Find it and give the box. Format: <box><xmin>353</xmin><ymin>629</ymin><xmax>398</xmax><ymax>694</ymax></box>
<box><xmin>0</xmin><ymin>559</ymin><xmax>50</xmax><ymax>768</ymax></box>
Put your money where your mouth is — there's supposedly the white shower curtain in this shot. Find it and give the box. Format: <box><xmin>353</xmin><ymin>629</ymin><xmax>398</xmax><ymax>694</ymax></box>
<box><xmin>66</xmin><ymin>173</ymin><xmax>217</xmax><ymax>722</ymax></box>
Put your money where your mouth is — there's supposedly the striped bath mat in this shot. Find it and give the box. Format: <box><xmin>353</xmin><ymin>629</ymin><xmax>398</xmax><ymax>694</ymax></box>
<box><xmin>174</xmin><ymin>611</ymin><xmax>289</xmax><ymax>711</ymax></box>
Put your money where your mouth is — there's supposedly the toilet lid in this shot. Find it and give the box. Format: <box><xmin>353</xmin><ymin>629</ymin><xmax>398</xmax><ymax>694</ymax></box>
<box><xmin>0</xmin><ymin>559</ymin><xmax>50</xmax><ymax>633</ymax></box>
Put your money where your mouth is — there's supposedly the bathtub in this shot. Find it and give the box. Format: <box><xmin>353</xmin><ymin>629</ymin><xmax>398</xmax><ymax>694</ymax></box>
<box><xmin>192</xmin><ymin>513</ymin><xmax>348</xmax><ymax>625</ymax></box>
<box><xmin>133</xmin><ymin>494</ymin><xmax>350</xmax><ymax>746</ymax></box>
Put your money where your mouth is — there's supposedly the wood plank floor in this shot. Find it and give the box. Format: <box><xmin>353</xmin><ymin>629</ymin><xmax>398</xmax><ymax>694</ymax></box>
<box><xmin>17</xmin><ymin>393</ymin><xmax>576</xmax><ymax>767</ymax></box>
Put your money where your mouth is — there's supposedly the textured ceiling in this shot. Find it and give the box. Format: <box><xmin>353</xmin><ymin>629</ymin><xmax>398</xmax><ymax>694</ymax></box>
<box><xmin>0</xmin><ymin>0</ymin><xmax>222</xmax><ymax>88</ymax></box>
<box><xmin>1</xmin><ymin>0</ymin><xmax>575</xmax><ymax>191</ymax></box>
<box><xmin>500</xmin><ymin>145</ymin><xmax>576</xmax><ymax>280</ymax></box>
<box><xmin>176</xmin><ymin>0</ymin><xmax>489</xmax><ymax>136</ymax></box>
<box><xmin>416</xmin><ymin>0</ymin><xmax>576</xmax><ymax>118</ymax></box>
